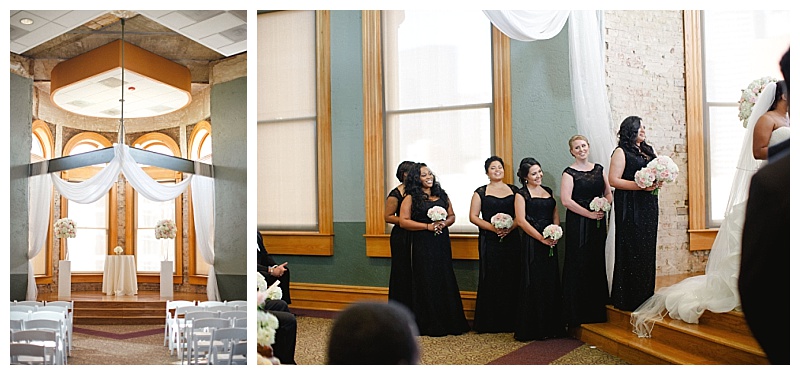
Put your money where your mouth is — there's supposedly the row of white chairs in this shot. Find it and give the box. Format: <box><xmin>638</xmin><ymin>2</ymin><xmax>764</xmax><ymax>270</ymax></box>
<box><xmin>10</xmin><ymin>330</ymin><xmax>65</xmax><ymax>365</ymax></box>
<box><xmin>166</xmin><ymin>307</ymin><xmax>247</xmax><ymax>358</ymax></box>
<box><xmin>10</xmin><ymin>301</ymin><xmax>74</xmax><ymax>352</ymax></box>
<box><xmin>178</xmin><ymin>318</ymin><xmax>247</xmax><ymax>364</ymax></box>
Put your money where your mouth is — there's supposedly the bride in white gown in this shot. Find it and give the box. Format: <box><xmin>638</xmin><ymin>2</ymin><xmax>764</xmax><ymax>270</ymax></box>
<box><xmin>632</xmin><ymin>80</ymin><xmax>789</xmax><ymax>337</ymax></box>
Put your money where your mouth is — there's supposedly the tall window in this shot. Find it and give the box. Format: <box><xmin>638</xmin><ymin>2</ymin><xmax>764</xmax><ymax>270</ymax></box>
<box><xmin>31</xmin><ymin>120</ymin><xmax>53</xmax><ymax>277</ymax></box>
<box><xmin>702</xmin><ymin>10</ymin><xmax>789</xmax><ymax>224</ymax></box>
<box><xmin>382</xmin><ymin>10</ymin><xmax>494</xmax><ymax>233</ymax></box>
<box><xmin>62</xmin><ymin>133</ymin><xmax>114</xmax><ymax>273</ymax></box>
<box><xmin>131</xmin><ymin>134</ymin><xmax>182</xmax><ymax>273</ymax></box>
<box><xmin>189</xmin><ymin>121</ymin><xmax>212</xmax><ymax>277</ymax></box>
<box><xmin>257</xmin><ymin>10</ymin><xmax>333</xmax><ymax>255</ymax></box>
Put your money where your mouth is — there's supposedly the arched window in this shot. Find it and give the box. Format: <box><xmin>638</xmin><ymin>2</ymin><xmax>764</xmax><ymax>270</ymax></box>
<box><xmin>61</xmin><ymin>132</ymin><xmax>115</xmax><ymax>273</ymax></box>
<box><xmin>188</xmin><ymin>121</ymin><xmax>212</xmax><ymax>280</ymax></box>
<box><xmin>31</xmin><ymin>120</ymin><xmax>53</xmax><ymax>278</ymax></box>
<box><xmin>130</xmin><ymin>133</ymin><xmax>183</xmax><ymax>274</ymax></box>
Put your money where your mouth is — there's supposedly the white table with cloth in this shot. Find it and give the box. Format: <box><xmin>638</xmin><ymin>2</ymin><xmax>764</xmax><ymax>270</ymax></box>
<box><xmin>102</xmin><ymin>255</ymin><xmax>138</xmax><ymax>296</ymax></box>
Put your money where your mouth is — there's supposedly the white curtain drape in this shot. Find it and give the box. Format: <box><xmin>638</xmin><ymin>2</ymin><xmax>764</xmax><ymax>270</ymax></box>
<box><xmin>484</xmin><ymin>10</ymin><xmax>618</xmax><ymax>293</ymax></box>
<box><xmin>191</xmin><ymin>171</ymin><xmax>219</xmax><ymax>301</ymax></box>
<box><xmin>27</xmin><ymin>173</ymin><xmax>53</xmax><ymax>301</ymax></box>
<box><xmin>51</xmin><ymin>144</ymin><xmax>193</xmax><ymax>203</ymax></box>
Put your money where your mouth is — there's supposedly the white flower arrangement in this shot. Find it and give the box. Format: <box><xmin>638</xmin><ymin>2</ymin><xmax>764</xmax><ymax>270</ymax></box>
<box><xmin>257</xmin><ymin>271</ymin><xmax>281</xmax><ymax>364</ymax></box>
<box><xmin>257</xmin><ymin>309</ymin><xmax>279</xmax><ymax>346</ymax></box>
<box><xmin>54</xmin><ymin>218</ymin><xmax>76</xmax><ymax>239</ymax></box>
<box><xmin>738</xmin><ymin>76</ymin><xmax>778</xmax><ymax>128</ymax></box>
<box><xmin>589</xmin><ymin>197</ymin><xmax>612</xmax><ymax>228</ymax></box>
<box><xmin>154</xmin><ymin>219</ymin><xmax>177</xmax><ymax>239</ymax></box>
<box><xmin>542</xmin><ymin>224</ymin><xmax>562</xmax><ymax>257</ymax></box>
<box><xmin>113</xmin><ymin>246</ymin><xmax>124</xmax><ymax>255</ymax></box>
<box><xmin>635</xmin><ymin>155</ymin><xmax>679</xmax><ymax>196</ymax></box>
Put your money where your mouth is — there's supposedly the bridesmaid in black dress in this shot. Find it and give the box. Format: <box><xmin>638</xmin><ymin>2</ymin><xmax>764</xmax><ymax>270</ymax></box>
<box><xmin>560</xmin><ymin>135</ymin><xmax>613</xmax><ymax>327</ymax></box>
<box><xmin>399</xmin><ymin>162</ymin><xmax>469</xmax><ymax>337</ymax></box>
<box><xmin>513</xmin><ymin>157</ymin><xmax>565</xmax><ymax>341</ymax></box>
<box><xmin>386</xmin><ymin>160</ymin><xmax>415</xmax><ymax>310</ymax></box>
<box><xmin>608</xmin><ymin>116</ymin><xmax>661</xmax><ymax>311</ymax></box>
<box><xmin>469</xmin><ymin>156</ymin><xmax>520</xmax><ymax>333</ymax></box>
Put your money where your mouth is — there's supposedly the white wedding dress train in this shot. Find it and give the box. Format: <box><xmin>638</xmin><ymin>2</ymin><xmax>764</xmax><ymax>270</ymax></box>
<box><xmin>631</xmin><ymin>82</ymin><xmax>784</xmax><ymax>337</ymax></box>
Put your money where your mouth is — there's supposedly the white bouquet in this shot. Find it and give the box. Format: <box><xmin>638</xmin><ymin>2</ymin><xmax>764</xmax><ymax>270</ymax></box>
<box><xmin>589</xmin><ymin>197</ymin><xmax>611</xmax><ymax>228</ymax></box>
<box><xmin>113</xmin><ymin>246</ymin><xmax>124</xmax><ymax>255</ymax></box>
<box><xmin>542</xmin><ymin>224</ymin><xmax>562</xmax><ymax>257</ymax></box>
<box><xmin>155</xmin><ymin>219</ymin><xmax>177</xmax><ymax>239</ymax></box>
<box><xmin>427</xmin><ymin>206</ymin><xmax>448</xmax><ymax>235</ymax></box>
<box><xmin>54</xmin><ymin>218</ymin><xmax>76</xmax><ymax>239</ymax></box>
<box><xmin>490</xmin><ymin>212</ymin><xmax>513</xmax><ymax>242</ymax></box>
<box><xmin>738</xmin><ymin>76</ymin><xmax>778</xmax><ymax>128</ymax></box>
<box><xmin>636</xmin><ymin>155</ymin><xmax>679</xmax><ymax>196</ymax></box>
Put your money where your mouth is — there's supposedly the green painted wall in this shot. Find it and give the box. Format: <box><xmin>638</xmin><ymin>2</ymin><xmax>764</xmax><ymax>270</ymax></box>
<box><xmin>271</xmin><ymin>11</ymin><xmax>577</xmax><ymax>292</ymax></box>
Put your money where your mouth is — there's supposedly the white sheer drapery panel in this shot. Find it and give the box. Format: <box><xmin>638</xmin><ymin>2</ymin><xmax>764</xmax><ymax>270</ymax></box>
<box><xmin>191</xmin><ymin>173</ymin><xmax>219</xmax><ymax>301</ymax></box>
<box><xmin>482</xmin><ymin>10</ymin><xmax>570</xmax><ymax>41</ymax></box>
<box><xmin>52</xmin><ymin>144</ymin><xmax>192</xmax><ymax>203</ymax></box>
<box><xmin>27</xmin><ymin>174</ymin><xmax>53</xmax><ymax>301</ymax></box>
<box><xmin>118</xmin><ymin>144</ymin><xmax>192</xmax><ymax>201</ymax></box>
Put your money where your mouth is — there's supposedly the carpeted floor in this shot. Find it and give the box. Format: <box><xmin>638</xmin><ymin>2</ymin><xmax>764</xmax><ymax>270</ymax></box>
<box><xmin>68</xmin><ymin>324</ymin><xmax>182</xmax><ymax>365</ymax></box>
<box><xmin>294</xmin><ymin>310</ymin><xmax>628</xmax><ymax>365</ymax></box>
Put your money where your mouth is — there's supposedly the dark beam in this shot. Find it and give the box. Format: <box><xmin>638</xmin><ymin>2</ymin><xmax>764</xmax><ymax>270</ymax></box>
<box><xmin>28</xmin><ymin>146</ymin><xmax>213</xmax><ymax>177</ymax></box>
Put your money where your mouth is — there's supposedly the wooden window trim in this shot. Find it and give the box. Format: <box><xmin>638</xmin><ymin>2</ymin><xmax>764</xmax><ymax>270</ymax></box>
<box><xmin>262</xmin><ymin>10</ymin><xmax>334</xmax><ymax>256</ymax></box>
<box><xmin>32</xmin><ymin>120</ymin><xmax>55</xmax><ymax>282</ymax></box>
<box><xmin>362</xmin><ymin>11</ymin><xmax>513</xmax><ymax>259</ymax></box>
<box><xmin>684</xmin><ymin>10</ymin><xmax>718</xmax><ymax>251</ymax></box>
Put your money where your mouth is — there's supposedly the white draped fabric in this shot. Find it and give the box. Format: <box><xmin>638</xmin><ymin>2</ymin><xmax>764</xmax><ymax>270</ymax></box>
<box><xmin>483</xmin><ymin>10</ymin><xmax>618</xmax><ymax>292</ymax></box>
<box><xmin>51</xmin><ymin>144</ymin><xmax>192</xmax><ymax>203</ymax></box>
<box><xmin>43</xmin><ymin>143</ymin><xmax>220</xmax><ymax>300</ymax></box>
<box><xmin>191</xmin><ymin>172</ymin><xmax>219</xmax><ymax>301</ymax></box>
<box><xmin>630</xmin><ymin>83</ymin><xmax>776</xmax><ymax>337</ymax></box>
<box><xmin>27</xmin><ymin>173</ymin><xmax>53</xmax><ymax>301</ymax></box>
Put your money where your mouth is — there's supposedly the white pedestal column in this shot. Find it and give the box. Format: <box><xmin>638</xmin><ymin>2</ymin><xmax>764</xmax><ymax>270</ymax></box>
<box><xmin>160</xmin><ymin>261</ymin><xmax>173</xmax><ymax>299</ymax></box>
<box><xmin>58</xmin><ymin>260</ymin><xmax>71</xmax><ymax>298</ymax></box>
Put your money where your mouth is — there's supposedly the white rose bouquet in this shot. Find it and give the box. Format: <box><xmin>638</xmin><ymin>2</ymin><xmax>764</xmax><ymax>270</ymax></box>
<box><xmin>427</xmin><ymin>206</ymin><xmax>448</xmax><ymax>235</ymax></box>
<box><xmin>635</xmin><ymin>155</ymin><xmax>679</xmax><ymax>196</ymax></box>
<box><xmin>113</xmin><ymin>246</ymin><xmax>124</xmax><ymax>255</ymax></box>
<box><xmin>155</xmin><ymin>219</ymin><xmax>177</xmax><ymax>239</ymax></box>
<box><xmin>54</xmin><ymin>218</ymin><xmax>76</xmax><ymax>239</ymax></box>
<box><xmin>490</xmin><ymin>212</ymin><xmax>513</xmax><ymax>242</ymax></box>
<box><xmin>542</xmin><ymin>224</ymin><xmax>562</xmax><ymax>257</ymax></box>
<box><xmin>589</xmin><ymin>197</ymin><xmax>611</xmax><ymax>228</ymax></box>
<box><xmin>738</xmin><ymin>77</ymin><xmax>778</xmax><ymax>128</ymax></box>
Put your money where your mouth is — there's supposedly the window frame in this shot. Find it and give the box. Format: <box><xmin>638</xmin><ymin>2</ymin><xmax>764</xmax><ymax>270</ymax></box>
<box><xmin>258</xmin><ymin>10</ymin><xmax>334</xmax><ymax>256</ymax></box>
<box><xmin>188</xmin><ymin>120</ymin><xmax>212</xmax><ymax>284</ymax></box>
<box><xmin>362</xmin><ymin>11</ymin><xmax>513</xmax><ymax>259</ymax></box>
<box><xmin>32</xmin><ymin>120</ymin><xmax>54</xmax><ymax>284</ymax></box>
<box><xmin>126</xmin><ymin>133</ymin><xmax>184</xmax><ymax>283</ymax></box>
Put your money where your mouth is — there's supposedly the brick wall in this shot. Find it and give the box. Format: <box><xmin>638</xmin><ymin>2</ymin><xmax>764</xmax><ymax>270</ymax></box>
<box><xmin>604</xmin><ymin>10</ymin><xmax>708</xmax><ymax>275</ymax></box>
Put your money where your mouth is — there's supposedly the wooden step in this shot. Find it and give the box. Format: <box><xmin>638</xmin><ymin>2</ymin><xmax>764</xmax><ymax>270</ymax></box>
<box><xmin>574</xmin><ymin>305</ymin><xmax>768</xmax><ymax>364</ymax></box>
<box><xmin>73</xmin><ymin>300</ymin><xmax>165</xmax><ymax>325</ymax></box>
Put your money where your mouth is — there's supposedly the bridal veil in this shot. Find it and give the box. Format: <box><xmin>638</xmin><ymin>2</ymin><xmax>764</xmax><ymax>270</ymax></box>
<box><xmin>630</xmin><ymin>82</ymin><xmax>776</xmax><ymax>337</ymax></box>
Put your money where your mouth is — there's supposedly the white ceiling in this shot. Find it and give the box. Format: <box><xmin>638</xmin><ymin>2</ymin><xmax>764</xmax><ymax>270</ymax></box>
<box><xmin>10</xmin><ymin>10</ymin><xmax>247</xmax><ymax>57</ymax></box>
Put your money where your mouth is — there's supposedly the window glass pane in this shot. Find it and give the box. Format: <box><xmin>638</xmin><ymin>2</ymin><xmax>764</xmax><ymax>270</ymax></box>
<box><xmin>32</xmin><ymin>137</ymin><xmax>44</xmax><ymax>158</ymax></box>
<box><xmin>383</xmin><ymin>10</ymin><xmax>491</xmax><ymax>111</ymax></box>
<box><xmin>68</xmin><ymin>199</ymin><xmax>108</xmax><ymax>273</ymax></box>
<box><xmin>386</xmin><ymin>109</ymin><xmax>491</xmax><ymax>233</ymax></box>
<box><xmin>703</xmin><ymin>10</ymin><xmax>789</xmax><ymax>223</ymax></box>
<box><xmin>258</xmin><ymin>120</ymin><xmax>318</xmax><ymax>230</ymax></box>
<box><xmin>137</xmin><ymin>188</ymin><xmax>176</xmax><ymax>272</ymax></box>
<box><xmin>258</xmin><ymin>11</ymin><xmax>319</xmax><ymax>231</ymax></box>
<box><xmin>198</xmin><ymin>136</ymin><xmax>212</xmax><ymax>159</ymax></box>
<box><xmin>142</xmin><ymin>144</ymin><xmax>173</xmax><ymax>155</ymax></box>
<box><xmin>383</xmin><ymin>10</ymin><xmax>493</xmax><ymax>234</ymax></box>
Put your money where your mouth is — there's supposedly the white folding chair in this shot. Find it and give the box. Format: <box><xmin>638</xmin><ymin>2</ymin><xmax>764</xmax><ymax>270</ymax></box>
<box><xmin>205</xmin><ymin>305</ymin><xmax>236</xmax><ymax>314</ymax></box>
<box><xmin>11</xmin><ymin>311</ymin><xmax>31</xmax><ymax>323</ymax></box>
<box><xmin>169</xmin><ymin>305</ymin><xmax>205</xmax><ymax>355</ymax></box>
<box><xmin>37</xmin><ymin>305</ymin><xmax>71</xmax><ymax>353</ymax></box>
<box><xmin>22</xmin><ymin>320</ymin><xmax>67</xmax><ymax>365</ymax></box>
<box><xmin>165</xmin><ymin>300</ymin><xmax>195</xmax><ymax>347</ymax></box>
<box><xmin>12</xmin><ymin>330</ymin><xmax>63</xmax><ymax>365</ymax></box>
<box><xmin>11</xmin><ymin>319</ymin><xmax>26</xmax><ymax>333</ymax></box>
<box><xmin>10</xmin><ymin>342</ymin><xmax>55</xmax><ymax>365</ymax></box>
<box><xmin>11</xmin><ymin>305</ymin><xmax>37</xmax><ymax>313</ymax></box>
<box><xmin>207</xmin><ymin>328</ymin><xmax>247</xmax><ymax>365</ymax></box>
<box><xmin>15</xmin><ymin>301</ymin><xmax>45</xmax><ymax>307</ymax></box>
<box><xmin>187</xmin><ymin>317</ymin><xmax>230</xmax><ymax>365</ymax></box>
<box><xmin>219</xmin><ymin>311</ymin><xmax>247</xmax><ymax>323</ymax></box>
<box><xmin>176</xmin><ymin>311</ymin><xmax>217</xmax><ymax>360</ymax></box>
<box><xmin>45</xmin><ymin>301</ymin><xmax>73</xmax><ymax>351</ymax></box>
<box><xmin>232</xmin><ymin>318</ymin><xmax>247</xmax><ymax>328</ymax></box>
<box><xmin>224</xmin><ymin>300</ymin><xmax>247</xmax><ymax>310</ymax></box>
<box><xmin>197</xmin><ymin>301</ymin><xmax>225</xmax><ymax>308</ymax></box>
<box><xmin>28</xmin><ymin>311</ymin><xmax>69</xmax><ymax>359</ymax></box>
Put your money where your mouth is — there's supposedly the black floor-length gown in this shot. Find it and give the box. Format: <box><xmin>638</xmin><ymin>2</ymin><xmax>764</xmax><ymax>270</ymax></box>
<box><xmin>387</xmin><ymin>187</ymin><xmax>413</xmax><ymax>310</ymax></box>
<box><xmin>472</xmin><ymin>184</ymin><xmax>521</xmax><ymax>333</ymax></box>
<box><xmin>611</xmin><ymin>147</ymin><xmax>659</xmax><ymax>311</ymax></box>
<box><xmin>409</xmin><ymin>198</ymin><xmax>470</xmax><ymax>337</ymax></box>
<box><xmin>515</xmin><ymin>186</ymin><xmax>565</xmax><ymax>341</ymax></box>
<box><xmin>561</xmin><ymin>165</ymin><xmax>609</xmax><ymax>326</ymax></box>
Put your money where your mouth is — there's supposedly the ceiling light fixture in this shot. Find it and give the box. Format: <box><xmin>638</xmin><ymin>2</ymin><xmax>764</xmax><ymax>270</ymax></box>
<box><xmin>49</xmin><ymin>20</ymin><xmax>192</xmax><ymax>119</ymax></box>
<box><xmin>19</xmin><ymin>18</ymin><xmax>33</xmax><ymax>25</ymax></box>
